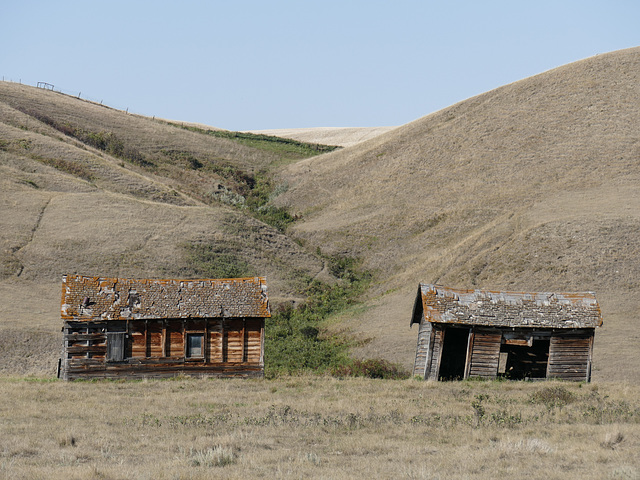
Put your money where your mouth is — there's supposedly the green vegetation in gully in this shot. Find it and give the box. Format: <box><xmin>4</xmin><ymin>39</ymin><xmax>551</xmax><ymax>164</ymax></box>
<box><xmin>180</xmin><ymin>242</ymin><xmax>406</xmax><ymax>378</ymax></box>
<box><xmin>13</xmin><ymin>106</ymin><xmax>404</xmax><ymax>378</ymax></box>
<box><xmin>167</xmin><ymin>127</ymin><xmax>402</xmax><ymax>377</ymax></box>
<box><xmin>265</xmin><ymin>256</ymin><xmax>409</xmax><ymax>379</ymax></box>
<box><xmin>170</xmin><ymin>122</ymin><xmax>340</xmax><ymax>162</ymax></box>
<box><xmin>12</xmin><ymin>106</ymin><xmax>323</xmax><ymax>232</ymax></box>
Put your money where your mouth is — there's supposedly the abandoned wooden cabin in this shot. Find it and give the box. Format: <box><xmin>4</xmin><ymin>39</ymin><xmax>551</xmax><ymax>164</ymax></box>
<box><xmin>411</xmin><ymin>284</ymin><xmax>602</xmax><ymax>382</ymax></box>
<box><xmin>59</xmin><ymin>275</ymin><xmax>270</xmax><ymax>380</ymax></box>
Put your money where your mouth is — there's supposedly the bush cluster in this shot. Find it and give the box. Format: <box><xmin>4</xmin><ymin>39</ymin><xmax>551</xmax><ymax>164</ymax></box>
<box><xmin>15</xmin><ymin>107</ymin><xmax>152</xmax><ymax>168</ymax></box>
<box><xmin>330</xmin><ymin>359</ymin><xmax>410</xmax><ymax>380</ymax></box>
<box><xmin>265</xmin><ymin>255</ymin><xmax>385</xmax><ymax>378</ymax></box>
<box><xmin>182</xmin><ymin>243</ymin><xmax>255</xmax><ymax>279</ymax></box>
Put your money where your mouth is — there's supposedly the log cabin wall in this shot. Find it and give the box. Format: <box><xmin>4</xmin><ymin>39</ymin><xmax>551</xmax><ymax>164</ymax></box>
<box><xmin>60</xmin><ymin>275</ymin><xmax>269</xmax><ymax>380</ymax></box>
<box><xmin>61</xmin><ymin>317</ymin><xmax>264</xmax><ymax>380</ymax></box>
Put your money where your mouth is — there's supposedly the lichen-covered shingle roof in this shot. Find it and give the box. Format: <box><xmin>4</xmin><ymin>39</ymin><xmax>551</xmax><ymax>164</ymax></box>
<box><xmin>61</xmin><ymin>275</ymin><xmax>270</xmax><ymax>321</ymax></box>
<box><xmin>410</xmin><ymin>284</ymin><xmax>602</xmax><ymax>329</ymax></box>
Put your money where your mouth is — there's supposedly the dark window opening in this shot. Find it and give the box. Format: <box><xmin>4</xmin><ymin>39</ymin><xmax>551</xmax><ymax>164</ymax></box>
<box><xmin>186</xmin><ymin>333</ymin><xmax>204</xmax><ymax>358</ymax></box>
<box><xmin>499</xmin><ymin>339</ymin><xmax>550</xmax><ymax>379</ymax></box>
<box><xmin>438</xmin><ymin>327</ymin><xmax>470</xmax><ymax>381</ymax></box>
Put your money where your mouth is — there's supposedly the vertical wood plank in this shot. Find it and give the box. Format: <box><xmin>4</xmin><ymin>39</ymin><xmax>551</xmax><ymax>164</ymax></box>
<box><xmin>204</xmin><ymin>321</ymin><xmax>209</xmax><ymax>363</ymax></box>
<box><xmin>260</xmin><ymin>321</ymin><xmax>265</xmax><ymax>366</ymax></box>
<box><xmin>161</xmin><ymin>320</ymin><xmax>167</xmax><ymax>358</ymax></box>
<box><xmin>464</xmin><ymin>330</ymin><xmax>475</xmax><ymax>379</ymax></box>
<box><xmin>242</xmin><ymin>319</ymin><xmax>246</xmax><ymax>363</ymax></box>
<box><xmin>587</xmin><ymin>333</ymin><xmax>594</xmax><ymax>382</ymax></box>
<box><xmin>428</xmin><ymin>327</ymin><xmax>445</xmax><ymax>381</ymax></box>
<box><xmin>222</xmin><ymin>319</ymin><xmax>227</xmax><ymax>363</ymax></box>
<box><xmin>144</xmin><ymin>320</ymin><xmax>149</xmax><ymax>358</ymax></box>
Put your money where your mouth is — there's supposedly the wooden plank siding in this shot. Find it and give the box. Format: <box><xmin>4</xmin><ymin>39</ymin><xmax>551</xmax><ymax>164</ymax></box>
<box><xmin>427</xmin><ymin>327</ymin><xmax>445</xmax><ymax>381</ymax></box>
<box><xmin>467</xmin><ymin>330</ymin><xmax>502</xmax><ymax>379</ymax></box>
<box><xmin>209</xmin><ymin>321</ymin><xmax>223</xmax><ymax>362</ymax></box>
<box><xmin>169</xmin><ymin>323</ymin><xmax>185</xmax><ymax>358</ymax></box>
<box><xmin>225</xmin><ymin>319</ymin><xmax>244</xmax><ymax>363</ymax></box>
<box><xmin>547</xmin><ymin>332</ymin><xmax>594</xmax><ymax>381</ymax></box>
<box><xmin>61</xmin><ymin>317</ymin><xmax>264</xmax><ymax>380</ymax></box>
<box><xmin>245</xmin><ymin>318</ymin><xmax>263</xmax><ymax>364</ymax></box>
<box><xmin>147</xmin><ymin>321</ymin><xmax>163</xmax><ymax>357</ymax></box>
<box><xmin>63</xmin><ymin>362</ymin><xmax>264</xmax><ymax>380</ymax></box>
<box><xmin>412</xmin><ymin>321</ymin><xmax>433</xmax><ymax>378</ymax></box>
<box><xmin>60</xmin><ymin>275</ymin><xmax>270</xmax><ymax>380</ymax></box>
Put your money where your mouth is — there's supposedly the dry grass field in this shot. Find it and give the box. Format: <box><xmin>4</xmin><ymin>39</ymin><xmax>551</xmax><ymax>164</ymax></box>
<box><xmin>0</xmin><ymin>376</ymin><xmax>638</xmax><ymax>479</ymax></box>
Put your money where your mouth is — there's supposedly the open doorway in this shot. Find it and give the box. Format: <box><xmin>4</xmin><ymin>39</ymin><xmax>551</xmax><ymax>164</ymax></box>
<box><xmin>499</xmin><ymin>338</ymin><xmax>550</xmax><ymax>379</ymax></box>
<box><xmin>438</xmin><ymin>327</ymin><xmax>470</xmax><ymax>381</ymax></box>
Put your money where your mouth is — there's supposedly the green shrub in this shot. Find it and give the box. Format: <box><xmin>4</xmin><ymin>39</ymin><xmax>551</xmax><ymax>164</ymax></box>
<box><xmin>168</xmin><ymin>122</ymin><xmax>341</xmax><ymax>160</ymax></box>
<box><xmin>530</xmin><ymin>385</ymin><xmax>575</xmax><ymax>409</ymax></box>
<box><xmin>330</xmin><ymin>359</ymin><xmax>410</xmax><ymax>380</ymax></box>
<box><xmin>265</xmin><ymin>255</ymin><xmax>374</xmax><ymax>377</ymax></box>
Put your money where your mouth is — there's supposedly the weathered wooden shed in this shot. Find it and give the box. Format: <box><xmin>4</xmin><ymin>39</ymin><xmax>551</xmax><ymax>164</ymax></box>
<box><xmin>59</xmin><ymin>274</ymin><xmax>270</xmax><ymax>380</ymax></box>
<box><xmin>411</xmin><ymin>284</ymin><xmax>602</xmax><ymax>382</ymax></box>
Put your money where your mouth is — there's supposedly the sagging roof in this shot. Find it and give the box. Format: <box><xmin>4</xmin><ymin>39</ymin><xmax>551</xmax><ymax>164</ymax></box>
<box><xmin>61</xmin><ymin>275</ymin><xmax>270</xmax><ymax>321</ymax></box>
<box><xmin>410</xmin><ymin>284</ymin><xmax>602</xmax><ymax>329</ymax></box>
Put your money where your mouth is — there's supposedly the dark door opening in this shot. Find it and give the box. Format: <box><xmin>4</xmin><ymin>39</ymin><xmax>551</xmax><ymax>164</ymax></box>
<box><xmin>438</xmin><ymin>327</ymin><xmax>470</xmax><ymax>381</ymax></box>
<box><xmin>500</xmin><ymin>339</ymin><xmax>550</xmax><ymax>379</ymax></box>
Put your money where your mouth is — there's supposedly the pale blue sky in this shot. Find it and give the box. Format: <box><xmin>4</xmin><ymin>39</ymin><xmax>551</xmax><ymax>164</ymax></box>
<box><xmin>2</xmin><ymin>1</ymin><xmax>639</xmax><ymax>130</ymax></box>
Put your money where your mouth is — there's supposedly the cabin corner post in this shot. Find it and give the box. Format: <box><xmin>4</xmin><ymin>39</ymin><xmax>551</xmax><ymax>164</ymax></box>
<box><xmin>587</xmin><ymin>331</ymin><xmax>594</xmax><ymax>382</ymax></box>
<box><xmin>60</xmin><ymin>321</ymin><xmax>70</xmax><ymax>380</ymax></box>
<box><xmin>260</xmin><ymin>319</ymin><xmax>265</xmax><ymax>368</ymax></box>
<box><xmin>463</xmin><ymin>329</ymin><xmax>475</xmax><ymax>379</ymax></box>
<box><xmin>204</xmin><ymin>320</ymin><xmax>209</xmax><ymax>363</ymax></box>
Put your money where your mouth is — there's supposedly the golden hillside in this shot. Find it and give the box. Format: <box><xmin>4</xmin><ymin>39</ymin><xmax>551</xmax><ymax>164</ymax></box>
<box><xmin>246</xmin><ymin>126</ymin><xmax>397</xmax><ymax>147</ymax></box>
<box><xmin>276</xmin><ymin>47</ymin><xmax>640</xmax><ymax>381</ymax></box>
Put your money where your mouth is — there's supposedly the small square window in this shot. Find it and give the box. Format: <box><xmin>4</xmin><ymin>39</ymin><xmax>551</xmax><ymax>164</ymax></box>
<box><xmin>186</xmin><ymin>333</ymin><xmax>204</xmax><ymax>358</ymax></box>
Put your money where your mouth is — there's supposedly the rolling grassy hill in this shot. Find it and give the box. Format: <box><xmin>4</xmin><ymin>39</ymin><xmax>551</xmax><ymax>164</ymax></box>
<box><xmin>0</xmin><ymin>82</ymin><xmax>340</xmax><ymax>374</ymax></box>
<box><xmin>1</xmin><ymin>47</ymin><xmax>639</xmax><ymax>382</ymax></box>
<box><xmin>275</xmin><ymin>47</ymin><xmax>640</xmax><ymax>381</ymax></box>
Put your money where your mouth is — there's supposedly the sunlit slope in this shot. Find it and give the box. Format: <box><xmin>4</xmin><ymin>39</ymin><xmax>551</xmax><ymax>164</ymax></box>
<box><xmin>276</xmin><ymin>47</ymin><xmax>640</xmax><ymax>380</ymax></box>
<box><xmin>247</xmin><ymin>126</ymin><xmax>397</xmax><ymax>147</ymax></box>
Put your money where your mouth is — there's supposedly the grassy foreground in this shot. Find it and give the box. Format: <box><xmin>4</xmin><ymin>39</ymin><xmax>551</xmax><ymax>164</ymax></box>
<box><xmin>0</xmin><ymin>376</ymin><xmax>638</xmax><ymax>479</ymax></box>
